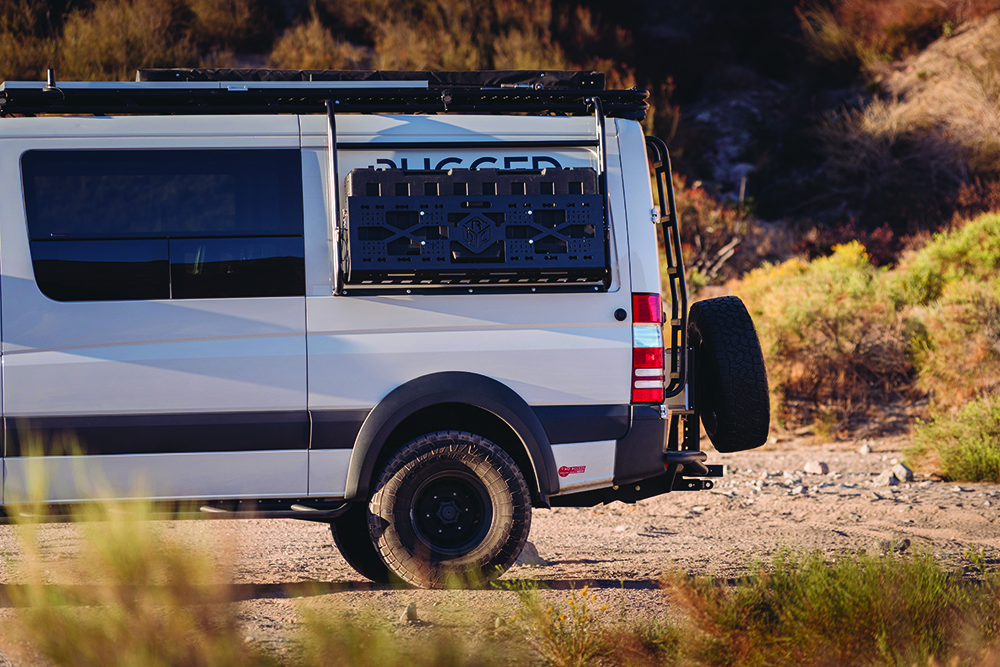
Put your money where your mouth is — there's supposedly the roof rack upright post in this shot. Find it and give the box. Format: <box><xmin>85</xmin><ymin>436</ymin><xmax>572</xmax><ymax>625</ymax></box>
<box><xmin>589</xmin><ymin>96</ymin><xmax>613</xmax><ymax>292</ymax></box>
<box><xmin>325</xmin><ymin>99</ymin><xmax>345</xmax><ymax>296</ymax></box>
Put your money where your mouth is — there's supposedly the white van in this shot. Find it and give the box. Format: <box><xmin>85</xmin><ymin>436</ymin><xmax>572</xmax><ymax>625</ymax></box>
<box><xmin>0</xmin><ymin>69</ymin><xmax>769</xmax><ymax>587</ymax></box>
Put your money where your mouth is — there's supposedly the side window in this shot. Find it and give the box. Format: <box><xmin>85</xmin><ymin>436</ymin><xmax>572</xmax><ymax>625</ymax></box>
<box><xmin>21</xmin><ymin>149</ymin><xmax>305</xmax><ymax>301</ymax></box>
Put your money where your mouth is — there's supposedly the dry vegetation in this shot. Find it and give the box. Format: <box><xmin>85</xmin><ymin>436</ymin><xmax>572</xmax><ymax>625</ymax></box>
<box><xmin>0</xmin><ymin>0</ymin><xmax>998</xmax><ymax>470</ymax></box>
<box><xmin>3</xmin><ymin>490</ymin><xmax>1000</xmax><ymax>667</ymax></box>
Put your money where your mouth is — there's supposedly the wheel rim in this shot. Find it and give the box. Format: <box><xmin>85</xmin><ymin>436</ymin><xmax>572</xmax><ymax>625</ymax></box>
<box><xmin>410</xmin><ymin>470</ymin><xmax>493</xmax><ymax>556</ymax></box>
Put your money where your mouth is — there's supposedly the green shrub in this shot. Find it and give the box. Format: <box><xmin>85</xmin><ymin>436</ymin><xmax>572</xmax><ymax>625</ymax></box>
<box><xmin>908</xmin><ymin>394</ymin><xmax>1000</xmax><ymax>482</ymax></box>
<box><xmin>893</xmin><ymin>211</ymin><xmax>1000</xmax><ymax>306</ymax></box>
<box><xmin>908</xmin><ymin>277</ymin><xmax>1000</xmax><ymax>410</ymax></box>
<box><xmin>733</xmin><ymin>241</ymin><xmax>912</xmax><ymax>430</ymax></box>
<box><xmin>662</xmin><ymin>550</ymin><xmax>1000</xmax><ymax>667</ymax></box>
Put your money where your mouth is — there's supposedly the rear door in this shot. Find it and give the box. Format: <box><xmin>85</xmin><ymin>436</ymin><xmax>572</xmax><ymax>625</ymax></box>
<box><xmin>0</xmin><ymin>115</ymin><xmax>309</xmax><ymax>503</ymax></box>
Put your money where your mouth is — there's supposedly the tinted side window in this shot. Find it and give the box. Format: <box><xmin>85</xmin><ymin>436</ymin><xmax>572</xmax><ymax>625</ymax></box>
<box><xmin>170</xmin><ymin>238</ymin><xmax>305</xmax><ymax>299</ymax></box>
<box><xmin>30</xmin><ymin>240</ymin><xmax>169</xmax><ymax>301</ymax></box>
<box><xmin>21</xmin><ymin>149</ymin><xmax>304</xmax><ymax>301</ymax></box>
<box><xmin>22</xmin><ymin>150</ymin><xmax>302</xmax><ymax>239</ymax></box>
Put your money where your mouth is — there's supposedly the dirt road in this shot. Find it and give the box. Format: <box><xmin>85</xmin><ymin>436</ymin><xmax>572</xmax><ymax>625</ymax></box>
<box><xmin>0</xmin><ymin>435</ymin><xmax>997</xmax><ymax>663</ymax></box>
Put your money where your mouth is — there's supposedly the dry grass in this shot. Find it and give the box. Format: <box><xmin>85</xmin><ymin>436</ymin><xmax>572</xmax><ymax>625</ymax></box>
<box><xmin>58</xmin><ymin>0</ymin><xmax>198</xmax><ymax>81</ymax></box>
<box><xmin>661</xmin><ymin>550</ymin><xmax>1000</xmax><ymax>667</ymax></box>
<box><xmin>799</xmin><ymin>0</ymin><xmax>1000</xmax><ymax>70</ymax></box>
<box><xmin>816</xmin><ymin>94</ymin><xmax>968</xmax><ymax>232</ymax></box>
<box><xmin>806</xmin><ymin>12</ymin><xmax>1000</xmax><ymax>232</ymax></box>
<box><xmin>1</xmin><ymin>455</ymin><xmax>998</xmax><ymax>667</ymax></box>
<box><xmin>268</xmin><ymin>10</ymin><xmax>371</xmax><ymax>70</ymax></box>
<box><xmin>0</xmin><ymin>0</ymin><xmax>56</xmax><ymax>80</ymax></box>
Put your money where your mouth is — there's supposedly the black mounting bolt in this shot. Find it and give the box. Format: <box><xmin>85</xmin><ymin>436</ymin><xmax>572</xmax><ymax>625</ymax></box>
<box><xmin>614</xmin><ymin>308</ymin><xmax>627</xmax><ymax>321</ymax></box>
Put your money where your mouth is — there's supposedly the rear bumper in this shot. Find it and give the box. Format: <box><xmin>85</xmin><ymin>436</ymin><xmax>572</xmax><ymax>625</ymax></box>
<box><xmin>613</xmin><ymin>404</ymin><xmax>668</xmax><ymax>486</ymax></box>
<box><xmin>550</xmin><ymin>404</ymin><xmax>718</xmax><ymax>507</ymax></box>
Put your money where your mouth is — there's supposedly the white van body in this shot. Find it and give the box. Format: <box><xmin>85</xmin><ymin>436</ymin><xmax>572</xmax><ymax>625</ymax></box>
<box><xmin>0</xmin><ymin>112</ymin><xmax>653</xmax><ymax>501</ymax></box>
<box><xmin>0</xmin><ymin>70</ymin><xmax>767</xmax><ymax>587</ymax></box>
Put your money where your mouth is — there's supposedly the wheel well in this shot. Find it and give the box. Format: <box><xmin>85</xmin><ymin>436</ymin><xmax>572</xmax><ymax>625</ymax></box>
<box><xmin>373</xmin><ymin>402</ymin><xmax>543</xmax><ymax>505</ymax></box>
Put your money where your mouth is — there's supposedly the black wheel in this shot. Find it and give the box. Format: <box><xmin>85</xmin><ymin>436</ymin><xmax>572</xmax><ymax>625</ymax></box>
<box><xmin>688</xmin><ymin>296</ymin><xmax>770</xmax><ymax>453</ymax></box>
<box><xmin>329</xmin><ymin>503</ymin><xmax>393</xmax><ymax>584</ymax></box>
<box><xmin>368</xmin><ymin>431</ymin><xmax>532</xmax><ymax>589</ymax></box>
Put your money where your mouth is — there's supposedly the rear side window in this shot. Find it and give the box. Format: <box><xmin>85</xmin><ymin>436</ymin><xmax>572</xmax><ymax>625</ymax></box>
<box><xmin>21</xmin><ymin>149</ymin><xmax>305</xmax><ymax>301</ymax></box>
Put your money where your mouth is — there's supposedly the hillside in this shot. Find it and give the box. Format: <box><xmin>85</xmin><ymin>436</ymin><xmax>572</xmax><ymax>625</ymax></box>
<box><xmin>2</xmin><ymin>0</ymin><xmax>1000</xmax><ymax>456</ymax></box>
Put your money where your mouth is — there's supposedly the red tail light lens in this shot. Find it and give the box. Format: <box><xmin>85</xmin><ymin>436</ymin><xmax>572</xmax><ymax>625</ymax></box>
<box><xmin>632</xmin><ymin>293</ymin><xmax>663</xmax><ymax>324</ymax></box>
<box><xmin>631</xmin><ymin>293</ymin><xmax>665</xmax><ymax>403</ymax></box>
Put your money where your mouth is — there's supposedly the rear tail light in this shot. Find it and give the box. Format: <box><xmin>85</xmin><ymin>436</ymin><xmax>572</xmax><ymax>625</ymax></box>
<box><xmin>631</xmin><ymin>293</ymin><xmax>664</xmax><ymax>403</ymax></box>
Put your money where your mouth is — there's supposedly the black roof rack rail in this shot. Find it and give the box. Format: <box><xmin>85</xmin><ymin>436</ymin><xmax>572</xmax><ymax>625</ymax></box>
<box><xmin>0</xmin><ymin>68</ymin><xmax>649</xmax><ymax>119</ymax></box>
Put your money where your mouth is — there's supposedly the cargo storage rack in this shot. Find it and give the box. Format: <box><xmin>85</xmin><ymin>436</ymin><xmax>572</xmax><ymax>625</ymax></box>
<box><xmin>0</xmin><ymin>68</ymin><xmax>652</xmax><ymax>294</ymax></box>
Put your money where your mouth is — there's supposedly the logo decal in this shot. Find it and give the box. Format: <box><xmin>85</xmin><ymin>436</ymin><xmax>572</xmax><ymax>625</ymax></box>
<box><xmin>461</xmin><ymin>214</ymin><xmax>492</xmax><ymax>249</ymax></box>
<box><xmin>558</xmin><ymin>465</ymin><xmax>587</xmax><ymax>477</ymax></box>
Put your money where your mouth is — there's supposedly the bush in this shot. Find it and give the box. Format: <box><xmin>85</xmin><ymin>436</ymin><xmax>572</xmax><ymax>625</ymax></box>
<box><xmin>893</xmin><ymin>211</ymin><xmax>1000</xmax><ymax>305</ymax></box>
<box><xmin>815</xmin><ymin>95</ymin><xmax>967</xmax><ymax>233</ymax></box>
<box><xmin>662</xmin><ymin>550</ymin><xmax>1000</xmax><ymax>667</ymax></box>
<box><xmin>187</xmin><ymin>0</ymin><xmax>282</xmax><ymax>53</ymax></box>
<box><xmin>908</xmin><ymin>278</ymin><xmax>1000</xmax><ymax>410</ymax></box>
<box><xmin>0</xmin><ymin>1</ymin><xmax>57</xmax><ymax>81</ymax></box>
<box><xmin>268</xmin><ymin>11</ymin><xmax>370</xmax><ymax>70</ymax></box>
<box><xmin>909</xmin><ymin>394</ymin><xmax>1000</xmax><ymax>482</ymax></box>
<box><xmin>733</xmin><ymin>241</ymin><xmax>912</xmax><ymax>430</ymax></box>
<box><xmin>58</xmin><ymin>0</ymin><xmax>198</xmax><ymax>81</ymax></box>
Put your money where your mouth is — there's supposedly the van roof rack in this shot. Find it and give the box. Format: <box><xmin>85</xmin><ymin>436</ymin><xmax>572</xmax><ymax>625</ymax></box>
<box><xmin>0</xmin><ymin>68</ymin><xmax>648</xmax><ymax>119</ymax></box>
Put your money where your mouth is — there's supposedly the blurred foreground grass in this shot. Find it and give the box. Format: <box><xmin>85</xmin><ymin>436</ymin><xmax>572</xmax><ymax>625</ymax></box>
<box><xmin>1</xmin><ymin>489</ymin><xmax>998</xmax><ymax>667</ymax></box>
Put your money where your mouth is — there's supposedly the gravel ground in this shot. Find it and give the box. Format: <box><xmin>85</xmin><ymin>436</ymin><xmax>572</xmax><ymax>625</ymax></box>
<box><xmin>0</xmin><ymin>435</ymin><xmax>997</xmax><ymax>664</ymax></box>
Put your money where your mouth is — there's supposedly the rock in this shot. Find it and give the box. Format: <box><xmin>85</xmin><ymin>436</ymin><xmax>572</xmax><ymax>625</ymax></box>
<box><xmin>692</xmin><ymin>506</ymin><xmax>708</xmax><ymax>512</ymax></box>
<box><xmin>868</xmin><ymin>491</ymin><xmax>884</xmax><ymax>501</ymax></box>
<box><xmin>515</xmin><ymin>541</ymin><xmax>548</xmax><ymax>567</ymax></box>
<box><xmin>872</xmin><ymin>470</ymin><xmax>899</xmax><ymax>487</ymax></box>
<box><xmin>400</xmin><ymin>602</ymin><xmax>418</xmax><ymax>624</ymax></box>
<box><xmin>859</xmin><ymin>443</ymin><xmax>872</xmax><ymax>454</ymax></box>
<box><xmin>891</xmin><ymin>463</ymin><xmax>914</xmax><ymax>482</ymax></box>
<box><xmin>804</xmin><ymin>461</ymin><xmax>829</xmax><ymax>475</ymax></box>
<box><xmin>874</xmin><ymin>538</ymin><xmax>911</xmax><ymax>554</ymax></box>
<box><xmin>791</xmin><ymin>485</ymin><xmax>807</xmax><ymax>495</ymax></box>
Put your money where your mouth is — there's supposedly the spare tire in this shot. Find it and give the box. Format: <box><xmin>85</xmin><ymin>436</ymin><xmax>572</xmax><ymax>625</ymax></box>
<box><xmin>688</xmin><ymin>296</ymin><xmax>769</xmax><ymax>452</ymax></box>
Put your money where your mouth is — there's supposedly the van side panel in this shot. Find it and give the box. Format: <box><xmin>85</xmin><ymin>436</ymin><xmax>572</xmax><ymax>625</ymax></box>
<box><xmin>300</xmin><ymin>116</ymin><xmax>632</xmax><ymax>496</ymax></box>
<box><xmin>0</xmin><ymin>116</ymin><xmax>310</xmax><ymax>502</ymax></box>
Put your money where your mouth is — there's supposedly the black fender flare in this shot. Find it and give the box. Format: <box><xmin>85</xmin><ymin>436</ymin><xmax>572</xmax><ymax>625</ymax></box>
<box><xmin>344</xmin><ymin>372</ymin><xmax>558</xmax><ymax>502</ymax></box>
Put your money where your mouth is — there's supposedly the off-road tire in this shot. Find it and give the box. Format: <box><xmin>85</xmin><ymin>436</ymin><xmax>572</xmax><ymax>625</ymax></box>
<box><xmin>368</xmin><ymin>431</ymin><xmax>532</xmax><ymax>589</ymax></box>
<box><xmin>688</xmin><ymin>296</ymin><xmax>769</xmax><ymax>453</ymax></box>
<box><xmin>329</xmin><ymin>503</ymin><xmax>394</xmax><ymax>584</ymax></box>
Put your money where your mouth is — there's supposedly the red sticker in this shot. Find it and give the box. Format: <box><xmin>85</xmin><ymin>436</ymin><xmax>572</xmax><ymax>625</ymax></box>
<box><xmin>558</xmin><ymin>465</ymin><xmax>587</xmax><ymax>477</ymax></box>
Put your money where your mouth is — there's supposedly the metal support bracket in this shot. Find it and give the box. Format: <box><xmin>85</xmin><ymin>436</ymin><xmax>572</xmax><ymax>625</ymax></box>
<box><xmin>589</xmin><ymin>96</ymin><xmax>613</xmax><ymax>292</ymax></box>
<box><xmin>325</xmin><ymin>99</ymin><xmax>344</xmax><ymax>296</ymax></box>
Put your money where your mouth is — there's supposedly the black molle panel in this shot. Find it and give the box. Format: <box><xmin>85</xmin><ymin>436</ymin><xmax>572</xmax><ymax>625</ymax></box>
<box><xmin>344</xmin><ymin>167</ymin><xmax>606</xmax><ymax>286</ymax></box>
